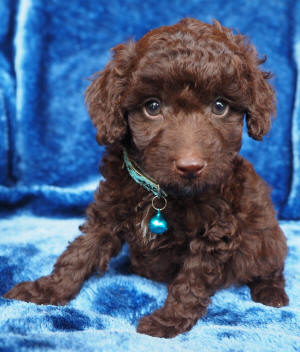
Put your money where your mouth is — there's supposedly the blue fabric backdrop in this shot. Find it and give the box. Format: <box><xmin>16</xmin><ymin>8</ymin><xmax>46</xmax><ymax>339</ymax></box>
<box><xmin>0</xmin><ymin>0</ymin><xmax>299</xmax><ymax>218</ymax></box>
<box><xmin>0</xmin><ymin>0</ymin><xmax>299</xmax><ymax>351</ymax></box>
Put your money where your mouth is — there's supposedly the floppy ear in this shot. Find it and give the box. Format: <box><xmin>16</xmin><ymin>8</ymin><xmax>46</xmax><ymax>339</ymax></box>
<box><xmin>245</xmin><ymin>59</ymin><xmax>276</xmax><ymax>141</ymax></box>
<box><xmin>85</xmin><ymin>41</ymin><xmax>136</xmax><ymax>145</ymax></box>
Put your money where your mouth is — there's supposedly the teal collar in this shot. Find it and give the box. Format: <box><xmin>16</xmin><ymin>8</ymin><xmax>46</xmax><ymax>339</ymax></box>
<box><xmin>122</xmin><ymin>148</ymin><xmax>167</xmax><ymax>198</ymax></box>
<box><xmin>122</xmin><ymin>148</ymin><xmax>169</xmax><ymax>236</ymax></box>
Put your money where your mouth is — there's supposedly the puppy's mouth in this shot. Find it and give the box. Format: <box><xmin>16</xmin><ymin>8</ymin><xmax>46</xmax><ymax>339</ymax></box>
<box><xmin>157</xmin><ymin>163</ymin><xmax>209</xmax><ymax>197</ymax></box>
<box><xmin>162</xmin><ymin>179</ymin><xmax>208</xmax><ymax>197</ymax></box>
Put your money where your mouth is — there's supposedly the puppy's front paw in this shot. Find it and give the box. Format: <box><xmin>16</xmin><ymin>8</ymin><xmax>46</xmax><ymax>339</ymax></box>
<box><xmin>137</xmin><ymin>314</ymin><xmax>177</xmax><ymax>338</ymax></box>
<box><xmin>137</xmin><ymin>310</ymin><xmax>194</xmax><ymax>338</ymax></box>
<box><xmin>5</xmin><ymin>281</ymin><xmax>44</xmax><ymax>304</ymax></box>
<box><xmin>4</xmin><ymin>278</ymin><xmax>68</xmax><ymax>306</ymax></box>
<box><xmin>251</xmin><ymin>286</ymin><xmax>289</xmax><ymax>308</ymax></box>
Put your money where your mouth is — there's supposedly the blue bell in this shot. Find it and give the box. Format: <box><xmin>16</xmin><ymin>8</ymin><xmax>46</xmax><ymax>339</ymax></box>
<box><xmin>148</xmin><ymin>210</ymin><xmax>168</xmax><ymax>235</ymax></box>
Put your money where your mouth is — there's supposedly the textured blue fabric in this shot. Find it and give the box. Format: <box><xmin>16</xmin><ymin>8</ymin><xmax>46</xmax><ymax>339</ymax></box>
<box><xmin>282</xmin><ymin>0</ymin><xmax>300</xmax><ymax>219</ymax></box>
<box><xmin>1</xmin><ymin>0</ymin><xmax>300</xmax><ymax>351</ymax></box>
<box><xmin>0</xmin><ymin>0</ymin><xmax>298</xmax><ymax>218</ymax></box>
<box><xmin>0</xmin><ymin>0</ymin><xmax>16</xmax><ymax>186</ymax></box>
<box><xmin>0</xmin><ymin>216</ymin><xmax>299</xmax><ymax>351</ymax></box>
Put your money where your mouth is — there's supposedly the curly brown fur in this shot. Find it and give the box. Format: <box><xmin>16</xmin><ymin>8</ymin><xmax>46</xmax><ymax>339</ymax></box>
<box><xmin>4</xmin><ymin>18</ymin><xmax>288</xmax><ymax>338</ymax></box>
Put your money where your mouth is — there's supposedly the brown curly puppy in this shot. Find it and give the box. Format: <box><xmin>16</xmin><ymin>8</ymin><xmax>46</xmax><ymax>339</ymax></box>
<box><xmin>4</xmin><ymin>18</ymin><xmax>289</xmax><ymax>338</ymax></box>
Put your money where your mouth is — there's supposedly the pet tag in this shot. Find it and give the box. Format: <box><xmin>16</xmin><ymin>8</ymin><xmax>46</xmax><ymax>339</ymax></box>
<box><xmin>148</xmin><ymin>196</ymin><xmax>168</xmax><ymax>235</ymax></box>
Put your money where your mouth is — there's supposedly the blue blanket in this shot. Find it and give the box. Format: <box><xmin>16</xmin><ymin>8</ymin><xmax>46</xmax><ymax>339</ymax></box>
<box><xmin>0</xmin><ymin>0</ymin><xmax>299</xmax><ymax>350</ymax></box>
<box><xmin>0</xmin><ymin>217</ymin><xmax>299</xmax><ymax>351</ymax></box>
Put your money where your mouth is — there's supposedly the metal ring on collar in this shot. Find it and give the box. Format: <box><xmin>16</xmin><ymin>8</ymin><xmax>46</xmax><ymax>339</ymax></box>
<box><xmin>152</xmin><ymin>196</ymin><xmax>167</xmax><ymax>211</ymax></box>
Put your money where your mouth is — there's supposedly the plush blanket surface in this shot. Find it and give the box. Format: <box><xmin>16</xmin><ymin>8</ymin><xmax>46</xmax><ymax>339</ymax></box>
<box><xmin>0</xmin><ymin>0</ymin><xmax>300</xmax><ymax>351</ymax></box>
<box><xmin>0</xmin><ymin>216</ymin><xmax>299</xmax><ymax>352</ymax></box>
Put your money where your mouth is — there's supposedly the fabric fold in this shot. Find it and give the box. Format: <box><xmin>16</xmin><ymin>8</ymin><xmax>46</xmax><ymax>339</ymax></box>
<box><xmin>282</xmin><ymin>0</ymin><xmax>300</xmax><ymax>219</ymax></box>
<box><xmin>0</xmin><ymin>179</ymin><xmax>98</xmax><ymax>215</ymax></box>
<box><xmin>0</xmin><ymin>0</ymin><xmax>17</xmax><ymax>185</ymax></box>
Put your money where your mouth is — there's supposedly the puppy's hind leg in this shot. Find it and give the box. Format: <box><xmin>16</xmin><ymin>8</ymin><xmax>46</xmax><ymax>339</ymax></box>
<box><xmin>248</xmin><ymin>267</ymin><xmax>289</xmax><ymax>308</ymax></box>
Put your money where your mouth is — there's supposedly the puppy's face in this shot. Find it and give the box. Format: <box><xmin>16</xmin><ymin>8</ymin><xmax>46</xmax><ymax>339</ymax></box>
<box><xmin>124</xmin><ymin>61</ymin><xmax>245</xmax><ymax>194</ymax></box>
<box><xmin>86</xmin><ymin>19</ymin><xmax>276</xmax><ymax>195</ymax></box>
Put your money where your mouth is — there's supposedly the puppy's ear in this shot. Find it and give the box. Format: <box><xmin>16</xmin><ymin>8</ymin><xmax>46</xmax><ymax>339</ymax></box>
<box><xmin>85</xmin><ymin>42</ymin><xmax>136</xmax><ymax>145</ymax></box>
<box><xmin>245</xmin><ymin>59</ymin><xmax>276</xmax><ymax>141</ymax></box>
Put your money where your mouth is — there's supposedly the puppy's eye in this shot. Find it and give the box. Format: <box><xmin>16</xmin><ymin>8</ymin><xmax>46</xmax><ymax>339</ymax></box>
<box><xmin>144</xmin><ymin>99</ymin><xmax>161</xmax><ymax>117</ymax></box>
<box><xmin>212</xmin><ymin>99</ymin><xmax>229</xmax><ymax>116</ymax></box>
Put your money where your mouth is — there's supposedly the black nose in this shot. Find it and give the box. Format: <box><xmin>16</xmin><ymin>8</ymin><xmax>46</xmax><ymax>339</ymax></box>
<box><xmin>175</xmin><ymin>157</ymin><xmax>207</xmax><ymax>177</ymax></box>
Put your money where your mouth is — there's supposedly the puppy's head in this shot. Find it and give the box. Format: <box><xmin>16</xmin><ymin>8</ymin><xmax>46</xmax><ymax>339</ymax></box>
<box><xmin>86</xmin><ymin>18</ymin><xmax>275</xmax><ymax>194</ymax></box>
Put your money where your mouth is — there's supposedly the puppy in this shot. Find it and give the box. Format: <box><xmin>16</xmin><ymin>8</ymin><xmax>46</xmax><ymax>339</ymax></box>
<box><xmin>4</xmin><ymin>18</ymin><xmax>289</xmax><ymax>338</ymax></box>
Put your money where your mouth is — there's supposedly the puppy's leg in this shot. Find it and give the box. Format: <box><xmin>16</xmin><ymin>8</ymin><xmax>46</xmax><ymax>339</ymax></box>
<box><xmin>137</xmin><ymin>250</ymin><xmax>225</xmax><ymax>338</ymax></box>
<box><xmin>248</xmin><ymin>268</ymin><xmax>289</xmax><ymax>308</ymax></box>
<box><xmin>4</xmin><ymin>213</ymin><xmax>123</xmax><ymax>305</ymax></box>
<box><xmin>246</xmin><ymin>225</ymin><xmax>289</xmax><ymax>308</ymax></box>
